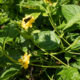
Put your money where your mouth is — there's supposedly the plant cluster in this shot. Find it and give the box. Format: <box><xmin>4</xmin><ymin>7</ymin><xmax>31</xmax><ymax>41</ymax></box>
<box><xmin>0</xmin><ymin>0</ymin><xmax>80</xmax><ymax>80</ymax></box>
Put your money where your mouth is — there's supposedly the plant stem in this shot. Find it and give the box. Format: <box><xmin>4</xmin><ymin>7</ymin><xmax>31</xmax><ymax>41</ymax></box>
<box><xmin>3</xmin><ymin>52</ymin><xmax>18</xmax><ymax>63</ymax></box>
<box><xmin>48</xmin><ymin>9</ymin><xmax>70</xmax><ymax>46</ymax></box>
<box><xmin>2</xmin><ymin>38</ymin><xmax>18</xmax><ymax>64</ymax></box>
<box><xmin>45</xmin><ymin>71</ymin><xmax>53</xmax><ymax>80</ymax></box>
<box><xmin>62</xmin><ymin>37</ymin><xmax>70</xmax><ymax>46</ymax></box>
<box><xmin>68</xmin><ymin>51</ymin><xmax>80</xmax><ymax>55</ymax></box>
<box><xmin>30</xmin><ymin>63</ymin><xmax>61</xmax><ymax>68</ymax></box>
<box><xmin>50</xmin><ymin>54</ymin><xmax>69</xmax><ymax>67</ymax></box>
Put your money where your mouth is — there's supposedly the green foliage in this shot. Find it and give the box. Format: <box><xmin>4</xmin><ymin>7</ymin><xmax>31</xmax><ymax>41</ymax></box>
<box><xmin>0</xmin><ymin>68</ymin><xmax>19</xmax><ymax>80</ymax></box>
<box><xmin>0</xmin><ymin>0</ymin><xmax>80</xmax><ymax>80</ymax></box>
<box><xmin>62</xmin><ymin>5</ymin><xmax>80</xmax><ymax>30</ymax></box>
<box><xmin>0</xmin><ymin>12</ymin><xmax>9</xmax><ymax>25</ymax></box>
<box><xmin>58</xmin><ymin>67</ymin><xmax>80</xmax><ymax>80</ymax></box>
<box><xmin>67</xmin><ymin>36</ymin><xmax>80</xmax><ymax>51</ymax></box>
<box><xmin>33</xmin><ymin>31</ymin><xmax>60</xmax><ymax>50</ymax></box>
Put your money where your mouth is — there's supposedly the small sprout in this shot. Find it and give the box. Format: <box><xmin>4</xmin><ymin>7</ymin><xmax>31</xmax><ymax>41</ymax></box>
<box><xmin>21</xmin><ymin>15</ymin><xmax>35</xmax><ymax>30</ymax></box>
<box><xmin>18</xmin><ymin>53</ymin><xmax>31</xmax><ymax>69</ymax></box>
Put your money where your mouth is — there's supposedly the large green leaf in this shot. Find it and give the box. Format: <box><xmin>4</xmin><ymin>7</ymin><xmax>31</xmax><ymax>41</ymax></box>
<box><xmin>62</xmin><ymin>5</ymin><xmax>80</xmax><ymax>22</ymax></box>
<box><xmin>58</xmin><ymin>67</ymin><xmax>80</xmax><ymax>80</ymax></box>
<box><xmin>63</xmin><ymin>13</ymin><xmax>80</xmax><ymax>30</ymax></box>
<box><xmin>62</xmin><ymin>5</ymin><xmax>80</xmax><ymax>30</ymax></box>
<box><xmin>33</xmin><ymin>31</ymin><xmax>60</xmax><ymax>50</ymax></box>
<box><xmin>64</xmin><ymin>13</ymin><xmax>80</xmax><ymax>30</ymax></box>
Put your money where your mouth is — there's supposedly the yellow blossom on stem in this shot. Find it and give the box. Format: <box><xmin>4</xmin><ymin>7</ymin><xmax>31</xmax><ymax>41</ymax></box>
<box><xmin>18</xmin><ymin>53</ymin><xmax>31</xmax><ymax>69</ymax></box>
<box><xmin>21</xmin><ymin>15</ymin><xmax>35</xmax><ymax>30</ymax></box>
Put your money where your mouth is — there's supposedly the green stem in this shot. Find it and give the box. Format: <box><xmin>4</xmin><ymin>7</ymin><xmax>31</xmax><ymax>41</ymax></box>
<box><xmin>2</xmin><ymin>38</ymin><xmax>18</xmax><ymax>64</ymax></box>
<box><xmin>62</xmin><ymin>37</ymin><xmax>70</xmax><ymax>46</ymax></box>
<box><xmin>45</xmin><ymin>71</ymin><xmax>53</xmax><ymax>80</ymax></box>
<box><xmin>68</xmin><ymin>51</ymin><xmax>80</xmax><ymax>55</ymax></box>
<box><xmin>49</xmin><ymin>50</ymin><xmax>64</xmax><ymax>55</ymax></box>
<box><xmin>30</xmin><ymin>63</ymin><xmax>61</xmax><ymax>68</ymax></box>
<box><xmin>3</xmin><ymin>52</ymin><xmax>18</xmax><ymax>63</ymax></box>
<box><xmin>48</xmin><ymin>9</ymin><xmax>70</xmax><ymax>46</ymax></box>
<box><xmin>50</xmin><ymin>54</ymin><xmax>69</xmax><ymax>67</ymax></box>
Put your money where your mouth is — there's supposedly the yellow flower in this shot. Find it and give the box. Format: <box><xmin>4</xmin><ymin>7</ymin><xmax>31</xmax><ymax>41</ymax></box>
<box><xmin>18</xmin><ymin>53</ymin><xmax>31</xmax><ymax>69</ymax></box>
<box><xmin>21</xmin><ymin>15</ymin><xmax>35</xmax><ymax>30</ymax></box>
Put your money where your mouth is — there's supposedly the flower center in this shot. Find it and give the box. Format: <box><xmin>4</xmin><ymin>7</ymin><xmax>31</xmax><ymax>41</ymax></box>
<box><xmin>24</xmin><ymin>17</ymin><xmax>32</xmax><ymax>23</ymax></box>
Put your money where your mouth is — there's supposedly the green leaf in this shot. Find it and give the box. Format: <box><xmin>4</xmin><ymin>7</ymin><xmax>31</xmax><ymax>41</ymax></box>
<box><xmin>0</xmin><ymin>23</ymin><xmax>19</xmax><ymax>43</ymax></box>
<box><xmin>66</xmin><ymin>33</ymin><xmax>79</xmax><ymax>42</ymax></box>
<box><xmin>26</xmin><ymin>12</ymin><xmax>41</xmax><ymax>20</ymax></box>
<box><xmin>62</xmin><ymin>5</ymin><xmax>80</xmax><ymax>22</ymax></box>
<box><xmin>63</xmin><ymin>13</ymin><xmax>80</xmax><ymax>30</ymax></box>
<box><xmin>59</xmin><ymin>0</ymin><xmax>70</xmax><ymax>5</ymax></box>
<box><xmin>62</xmin><ymin>5</ymin><xmax>80</xmax><ymax>30</ymax></box>
<box><xmin>33</xmin><ymin>31</ymin><xmax>60</xmax><ymax>50</ymax></box>
<box><xmin>72</xmin><ymin>58</ymin><xmax>80</xmax><ymax>69</ymax></box>
<box><xmin>65</xmin><ymin>53</ymin><xmax>72</xmax><ymax>63</ymax></box>
<box><xmin>58</xmin><ymin>67</ymin><xmax>80</xmax><ymax>80</ymax></box>
<box><xmin>18</xmin><ymin>0</ymin><xmax>47</xmax><ymax>16</ymax></box>
<box><xmin>19</xmin><ymin>0</ymin><xmax>45</xmax><ymax>11</ymax></box>
<box><xmin>0</xmin><ymin>68</ymin><xmax>19</xmax><ymax>80</ymax></box>
<box><xmin>0</xmin><ymin>0</ymin><xmax>3</xmax><ymax>3</ymax></box>
<box><xmin>57</xmin><ymin>22</ymin><xmax>66</xmax><ymax>30</ymax></box>
<box><xmin>0</xmin><ymin>13</ymin><xmax>9</xmax><ymax>25</ymax></box>
<box><xmin>66</xmin><ymin>36</ymin><xmax>80</xmax><ymax>51</ymax></box>
<box><xmin>72</xmin><ymin>62</ymin><xmax>80</xmax><ymax>70</ymax></box>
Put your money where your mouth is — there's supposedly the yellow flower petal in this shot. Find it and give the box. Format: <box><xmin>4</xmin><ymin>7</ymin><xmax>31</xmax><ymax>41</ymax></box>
<box><xmin>18</xmin><ymin>53</ymin><xmax>31</xmax><ymax>69</ymax></box>
<box><xmin>23</xmin><ymin>63</ymin><xmax>28</xmax><ymax>69</ymax></box>
<box><xmin>21</xmin><ymin>16</ymin><xmax>35</xmax><ymax>30</ymax></box>
<box><xmin>18</xmin><ymin>58</ymin><xmax>22</xmax><ymax>63</ymax></box>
